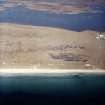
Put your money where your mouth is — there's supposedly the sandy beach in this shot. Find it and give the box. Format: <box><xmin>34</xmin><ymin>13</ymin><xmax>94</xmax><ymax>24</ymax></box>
<box><xmin>0</xmin><ymin>23</ymin><xmax>105</xmax><ymax>70</ymax></box>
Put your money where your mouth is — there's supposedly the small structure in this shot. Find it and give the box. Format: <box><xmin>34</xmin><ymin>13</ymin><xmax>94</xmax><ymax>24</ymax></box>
<box><xmin>96</xmin><ymin>32</ymin><xmax>105</xmax><ymax>40</ymax></box>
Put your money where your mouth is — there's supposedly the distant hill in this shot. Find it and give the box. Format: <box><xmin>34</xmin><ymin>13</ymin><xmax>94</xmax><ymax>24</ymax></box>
<box><xmin>1</xmin><ymin>0</ymin><xmax>105</xmax><ymax>14</ymax></box>
<box><xmin>4</xmin><ymin>0</ymin><xmax>105</xmax><ymax>4</ymax></box>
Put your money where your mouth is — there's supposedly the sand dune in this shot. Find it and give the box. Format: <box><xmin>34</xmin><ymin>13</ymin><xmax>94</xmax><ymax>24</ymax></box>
<box><xmin>0</xmin><ymin>23</ymin><xmax>105</xmax><ymax>69</ymax></box>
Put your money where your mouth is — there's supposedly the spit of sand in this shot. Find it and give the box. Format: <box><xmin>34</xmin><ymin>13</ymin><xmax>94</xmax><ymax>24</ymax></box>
<box><xmin>0</xmin><ymin>23</ymin><xmax>105</xmax><ymax>70</ymax></box>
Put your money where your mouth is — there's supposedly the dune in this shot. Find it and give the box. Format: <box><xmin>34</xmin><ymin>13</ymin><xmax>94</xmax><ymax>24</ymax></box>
<box><xmin>0</xmin><ymin>23</ymin><xmax>105</xmax><ymax>70</ymax></box>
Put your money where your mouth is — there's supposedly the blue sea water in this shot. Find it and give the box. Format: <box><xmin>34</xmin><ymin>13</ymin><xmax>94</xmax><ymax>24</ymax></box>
<box><xmin>0</xmin><ymin>74</ymin><xmax>105</xmax><ymax>104</ymax></box>
<box><xmin>0</xmin><ymin>6</ymin><xmax>105</xmax><ymax>31</ymax></box>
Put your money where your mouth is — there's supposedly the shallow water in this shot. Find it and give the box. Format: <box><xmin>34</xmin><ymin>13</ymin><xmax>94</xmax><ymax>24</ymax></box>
<box><xmin>0</xmin><ymin>74</ymin><xmax>105</xmax><ymax>94</ymax></box>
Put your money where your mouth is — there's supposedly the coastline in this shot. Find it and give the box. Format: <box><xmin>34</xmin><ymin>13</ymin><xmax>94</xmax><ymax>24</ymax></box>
<box><xmin>0</xmin><ymin>68</ymin><xmax>105</xmax><ymax>75</ymax></box>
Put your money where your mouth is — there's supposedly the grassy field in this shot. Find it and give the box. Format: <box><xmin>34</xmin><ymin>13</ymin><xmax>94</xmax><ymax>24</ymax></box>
<box><xmin>0</xmin><ymin>23</ymin><xmax>105</xmax><ymax>69</ymax></box>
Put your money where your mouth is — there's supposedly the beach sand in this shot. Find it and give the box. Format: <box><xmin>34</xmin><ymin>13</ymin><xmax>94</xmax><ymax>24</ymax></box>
<box><xmin>0</xmin><ymin>23</ymin><xmax>105</xmax><ymax>70</ymax></box>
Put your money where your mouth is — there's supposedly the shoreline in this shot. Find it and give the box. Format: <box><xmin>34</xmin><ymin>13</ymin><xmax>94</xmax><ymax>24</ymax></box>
<box><xmin>0</xmin><ymin>69</ymin><xmax>105</xmax><ymax>75</ymax></box>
